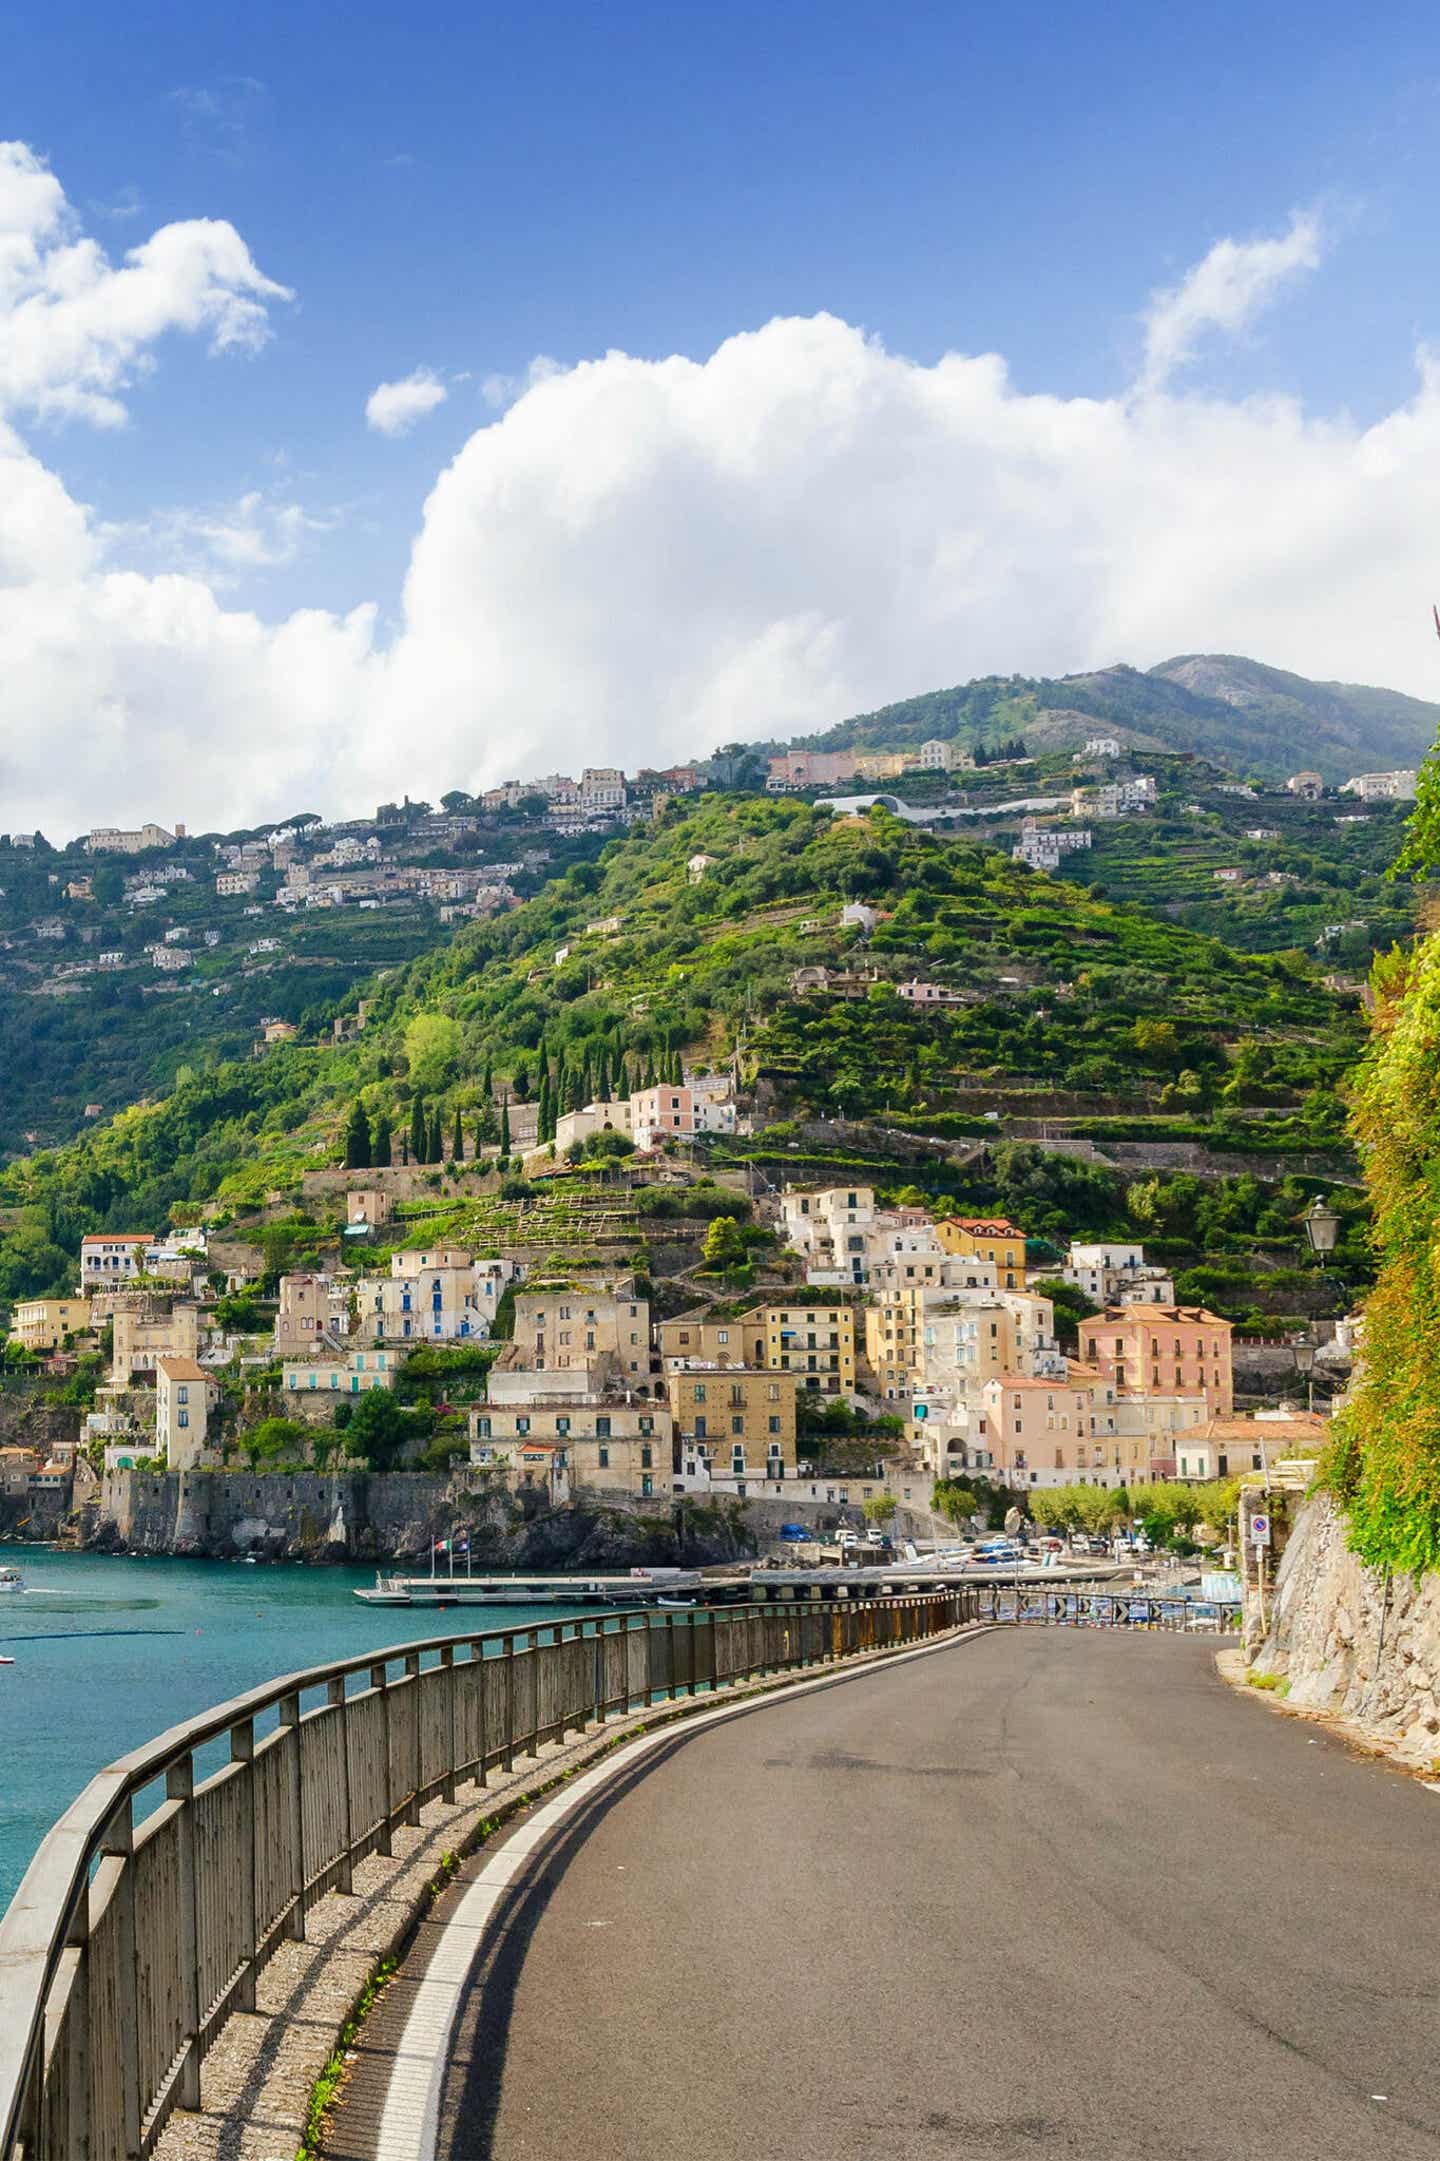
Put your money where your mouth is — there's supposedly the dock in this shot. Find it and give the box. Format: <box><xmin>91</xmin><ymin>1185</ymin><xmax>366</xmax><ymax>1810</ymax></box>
<box><xmin>352</xmin><ymin>1560</ymin><xmax>1124</xmax><ymax>1608</ymax></box>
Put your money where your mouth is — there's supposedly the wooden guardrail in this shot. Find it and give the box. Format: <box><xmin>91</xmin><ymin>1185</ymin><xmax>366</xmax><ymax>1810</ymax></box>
<box><xmin>0</xmin><ymin>1588</ymin><xmax>980</xmax><ymax>2160</ymax></box>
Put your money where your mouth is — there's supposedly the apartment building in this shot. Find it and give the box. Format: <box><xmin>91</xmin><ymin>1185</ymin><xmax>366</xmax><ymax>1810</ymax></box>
<box><xmin>657</xmin><ymin>1315</ymin><xmax>766</xmax><ymax>1367</ymax></box>
<box><xmin>747</xmin><ymin>1302</ymin><xmax>857</xmax><ymax>1394</ymax></box>
<box><xmin>629</xmin><ymin>1082</ymin><xmax>736</xmax><ymax>1150</ymax></box>
<box><xmin>282</xmin><ymin>1347</ymin><xmax>396</xmax><ymax>1397</ymax></box>
<box><xmin>156</xmin><ymin>1356</ymin><xmax>214</xmax><ymax>1472</ymax></box>
<box><xmin>1063</xmin><ymin>1242</ymin><xmax>1175</xmax><ymax>1308</ymax></box>
<box><xmin>352</xmin><ymin>1249</ymin><xmax>515</xmax><ymax>1345</ymax></box>
<box><xmin>665</xmin><ymin>1365</ymin><xmax>798</xmax><ymax>1485</ymax></box>
<box><xmin>935</xmin><ymin>1216</ymin><xmax>1027</xmax><ymax>1289</ymax></box>
<box><xmin>12</xmin><ymin>1296</ymin><xmax>92</xmax><ymax>1352</ymax></box>
<box><xmin>274</xmin><ymin>1273</ymin><xmax>353</xmax><ymax>1356</ymax></box>
<box><xmin>981</xmin><ymin>1372</ymin><xmax>1123</xmax><ymax>1489</ymax></box>
<box><xmin>1080</xmin><ymin>1305</ymin><xmax>1234</xmax><ymax>1416</ymax></box>
<box><xmin>554</xmin><ymin>1099</ymin><xmax>634</xmax><ymax>1154</ymax></box>
<box><xmin>510</xmin><ymin>1290</ymin><xmax>652</xmax><ymax>1381</ymax></box>
<box><xmin>780</xmin><ymin>1184</ymin><xmax>877</xmax><ymax>1285</ymax></box>
<box><xmin>471</xmin><ymin>1391</ymin><xmax>674</xmax><ymax>1501</ymax></box>
<box><xmin>80</xmin><ymin>1234</ymin><xmax>150</xmax><ymax>1287</ymax></box>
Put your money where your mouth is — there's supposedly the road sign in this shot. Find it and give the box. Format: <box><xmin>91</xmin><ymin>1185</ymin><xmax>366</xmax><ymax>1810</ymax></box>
<box><xmin>1250</xmin><ymin>1514</ymin><xmax>1271</xmax><ymax>1546</ymax></box>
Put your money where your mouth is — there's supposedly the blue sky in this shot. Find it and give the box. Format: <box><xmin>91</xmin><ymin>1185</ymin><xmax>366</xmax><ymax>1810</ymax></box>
<box><xmin>4</xmin><ymin>0</ymin><xmax>1440</xmax><ymax>830</ymax></box>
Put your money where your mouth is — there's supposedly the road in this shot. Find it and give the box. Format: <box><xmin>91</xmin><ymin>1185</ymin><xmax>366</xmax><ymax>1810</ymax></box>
<box><xmin>430</xmin><ymin>1631</ymin><xmax>1440</xmax><ymax>2160</ymax></box>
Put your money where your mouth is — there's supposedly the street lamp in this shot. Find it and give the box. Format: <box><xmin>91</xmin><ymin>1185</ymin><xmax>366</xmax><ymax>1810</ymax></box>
<box><xmin>1292</xmin><ymin>1334</ymin><xmax>1316</xmax><ymax>1416</ymax></box>
<box><xmin>1302</xmin><ymin>1197</ymin><xmax>1341</xmax><ymax>1268</ymax></box>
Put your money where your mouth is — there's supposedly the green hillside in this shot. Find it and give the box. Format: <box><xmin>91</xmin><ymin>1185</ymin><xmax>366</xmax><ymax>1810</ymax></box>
<box><xmin>803</xmin><ymin>655</ymin><xmax>1440</xmax><ymax>782</ymax></box>
<box><xmin>0</xmin><ymin>796</ymin><xmax>1366</xmax><ymax>1306</ymax></box>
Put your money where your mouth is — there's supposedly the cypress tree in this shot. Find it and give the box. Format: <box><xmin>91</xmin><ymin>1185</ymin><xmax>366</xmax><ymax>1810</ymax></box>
<box><xmin>344</xmin><ymin>1099</ymin><xmax>371</xmax><ymax>1169</ymax></box>
<box><xmin>499</xmin><ymin>1095</ymin><xmax>511</xmax><ymax>1157</ymax></box>
<box><xmin>538</xmin><ymin>1072</ymin><xmax>553</xmax><ymax>1143</ymax></box>
<box><xmin>372</xmin><ymin>1111</ymin><xmax>392</xmax><ymax>1168</ymax></box>
<box><xmin>452</xmin><ymin>1108</ymin><xmax>464</xmax><ymax>1162</ymax></box>
<box><xmin>409</xmin><ymin>1095</ymin><xmax>427</xmax><ymax>1164</ymax></box>
<box><xmin>429</xmin><ymin>1107</ymin><xmax>445</xmax><ymax>1163</ymax></box>
<box><xmin>595</xmin><ymin>1048</ymin><xmax>610</xmax><ymax>1104</ymax></box>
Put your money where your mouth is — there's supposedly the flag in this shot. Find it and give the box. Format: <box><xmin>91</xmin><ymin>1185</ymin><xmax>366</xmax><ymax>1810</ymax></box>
<box><xmin>455</xmin><ymin>1540</ymin><xmax>469</xmax><ymax>1554</ymax></box>
<box><xmin>434</xmin><ymin>1538</ymin><xmax>449</xmax><ymax>1552</ymax></box>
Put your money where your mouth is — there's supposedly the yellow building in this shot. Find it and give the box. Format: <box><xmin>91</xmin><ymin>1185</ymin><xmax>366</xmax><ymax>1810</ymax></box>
<box><xmin>935</xmin><ymin>1216</ymin><xmax>1027</xmax><ymax>1288</ymax></box>
<box><xmin>657</xmin><ymin>1315</ymin><xmax>766</xmax><ymax>1367</ymax></box>
<box><xmin>510</xmin><ymin>1289</ymin><xmax>652</xmax><ymax>1381</ymax></box>
<box><xmin>745</xmin><ymin>1303</ymin><xmax>857</xmax><ymax>1395</ymax></box>
<box><xmin>664</xmin><ymin>1366</ymin><xmax>798</xmax><ymax>1482</ymax></box>
<box><xmin>470</xmin><ymin>1399</ymin><xmax>673</xmax><ymax>1502</ymax></box>
<box><xmin>12</xmin><ymin>1296</ymin><xmax>92</xmax><ymax>1352</ymax></box>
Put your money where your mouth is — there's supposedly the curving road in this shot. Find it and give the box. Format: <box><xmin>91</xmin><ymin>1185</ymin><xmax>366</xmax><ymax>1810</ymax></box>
<box><xmin>417</xmin><ymin>1631</ymin><xmax>1440</xmax><ymax>2159</ymax></box>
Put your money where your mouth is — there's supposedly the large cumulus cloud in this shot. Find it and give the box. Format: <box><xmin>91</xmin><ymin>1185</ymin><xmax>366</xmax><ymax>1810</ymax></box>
<box><xmin>2</xmin><ymin>150</ymin><xmax>1439</xmax><ymax>837</ymax></box>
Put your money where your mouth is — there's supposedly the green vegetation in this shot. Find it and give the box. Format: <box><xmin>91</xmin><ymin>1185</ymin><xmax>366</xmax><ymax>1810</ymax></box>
<box><xmin>1029</xmin><ymin>1478</ymin><xmax>1239</xmax><ymax>1550</ymax></box>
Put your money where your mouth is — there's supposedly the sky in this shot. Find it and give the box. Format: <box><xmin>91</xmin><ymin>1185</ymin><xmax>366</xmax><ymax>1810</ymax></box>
<box><xmin>5</xmin><ymin>0</ymin><xmax>1440</xmax><ymax>835</ymax></box>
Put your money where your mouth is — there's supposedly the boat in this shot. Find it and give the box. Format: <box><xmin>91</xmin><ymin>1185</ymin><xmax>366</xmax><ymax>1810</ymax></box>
<box><xmin>0</xmin><ymin>1565</ymin><xmax>23</xmax><ymax>1593</ymax></box>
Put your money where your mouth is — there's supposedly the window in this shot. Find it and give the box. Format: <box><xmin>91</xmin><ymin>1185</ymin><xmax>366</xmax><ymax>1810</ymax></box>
<box><xmin>641</xmin><ymin>1474</ymin><xmax>653</xmax><ymax>1498</ymax></box>
<box><xmin>768</xmin><ymin>1416</ymin><xmax>781</xmax><ymax>1435</ymax></box>
<box><xmin>596</xmin><ymin>1416</ymin><xmax>611</xmax><ymax>1438</ymax></box>
<box><xmin>640</xmin><ymin>1445</ymin><xmax>653</xmax><ymax>1469</ymax></box>
<box><xmin>695</xmin><ymin>1416</ymin><xmax>707</xmax><ymax>1439</ymax></box>
<box><xmin>556</xmin><ymin>1417</ymin><xmax>570</xmax><ymax>1436</ymax></box>
<box><xmin>476</xmin><ymin>1417</ymin><xmax>491</xmax><ymax>1439</ymax></box>
<box><xmin>178</xmin><ymin>1409</ymin><xmax>189</xmax><ymax>1429</ymax></box>
<box><xmin>694</xmin><ymin>1383</ymin><xmax>707</xmax><ymax>1403</ymax></box>
<box><xmin>732</xmin><ymin>1415</ymin><xmax>745</xmax><ymax>1436</ymax></box>
<box><xmin>516</xmin><ymin>1417</ymin><xmax>530</xmax><ymax>1437</ymax></box>
<box><xmin>598</xmin><ymin>1445</ymin><xmax>610</xmax><ymax>1469</ymax></box>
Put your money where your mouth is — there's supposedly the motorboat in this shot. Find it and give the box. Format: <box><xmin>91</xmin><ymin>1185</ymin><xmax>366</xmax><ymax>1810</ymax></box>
<box><xmin>0</xmin><ymin>1565</ymin><xmax>23</xmax><ymax>1593</ymax></box>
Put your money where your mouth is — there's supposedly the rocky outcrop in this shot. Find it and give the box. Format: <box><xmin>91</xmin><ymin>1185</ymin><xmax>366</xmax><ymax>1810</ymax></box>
<box><xmin>84</xmin><ymin>1466</ymin><xmax>759</xmax><ymax>1569</ymax></box>
<box><xmin>1254</xmin><ymin>1491</ymin><xmax>1440</xmax><ymax>1765</ymax></box>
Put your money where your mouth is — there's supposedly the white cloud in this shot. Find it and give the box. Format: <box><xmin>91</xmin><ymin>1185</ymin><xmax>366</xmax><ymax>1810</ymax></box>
<box><xmin>365</xmin><ymin>367</ymin><xmax>448</xmax><ymax>436</ymax></box>
<box><xmin>1140</xmin><ymin>209</ymin><xmax>1323</xmax><ymax>392</ymax></box>
<box><xmin>5</xmin><ymin>176</ymin><xmax>1440</xmax><ymax>841</ymax></box>
<box><xmin>0</xmin><ymin>140</ymin><xmax>290</xmax><ymax>426</ymax></box>
<box><xmin>105</xmin><ymin>488</ymin><xmax>339</xmax><ymax>581</ymax></box>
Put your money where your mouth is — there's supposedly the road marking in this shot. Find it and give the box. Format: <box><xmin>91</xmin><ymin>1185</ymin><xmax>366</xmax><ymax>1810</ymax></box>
<box><xmin>371</xmin><ymin>1627</ymin><xmax>993</xmax><ymax>2161</ymax></box>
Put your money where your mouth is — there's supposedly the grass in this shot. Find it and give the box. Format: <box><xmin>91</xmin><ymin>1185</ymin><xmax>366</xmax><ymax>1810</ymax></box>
<box><xmin>1246</xmin><ymin>1669</ymin><xmax>1290</xmax><ymax>1696</ymax></box>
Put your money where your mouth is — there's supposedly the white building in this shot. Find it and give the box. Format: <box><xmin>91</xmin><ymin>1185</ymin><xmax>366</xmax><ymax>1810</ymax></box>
<box><xmin>1062</xmin><ymin>1242</ymin><xmax>1175</xmax><ymax>1308</ymax></box>
<box><xmin>629</xmin><ymin>1082</ymin><xmax>736</xmax><ymax>1151</ymax></box>
<box><xmin>80</xmin><ymin>1234</ymin><xmax>150</xmax><ymax>1286</ymax></box>
<box><xmin>1340</xmin><ymin>769</ymin><xmax>1418</xmax><ymax>802</ymax></box>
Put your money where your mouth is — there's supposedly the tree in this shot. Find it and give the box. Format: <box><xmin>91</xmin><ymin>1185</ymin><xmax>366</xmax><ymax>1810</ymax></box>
<box><xmin>372</xmin><ymin>1111</ymin><xmax>392</xmax><ymax>1168</ymax></box>
<box><xmin>409</xmin><ymin>1095</ymin><xmax>428</xmax><ymax>1165</ymax></box>
<box><xmin>701</xmin><ymin>1215</ymin><xmax>747</xmax><ymax>1271</ymax></box>
<box><xmin>862</xmin><ymin>1495</ymin><xmax>897</xmax><ymax>1532</ymax></box>
<box><xmin>347</xmin><ymin>1388</ymin><xmax>410</xmax><ymax>1470</ymax></box>
<box><xmin>499</xmin><ymin>1095</ymin><xmax>511</xmax><ymax>1157</ymax></box>
<box><xmin>404</xmin><ymin>1012</ymin><xmax>463</xmax><ymax>1091</ymax></box>
<box><xmin>344</xmin><ymin>1099</ymin><xmax>372</xmax><ymax>1169</ymax></box>
<box><xmin>428</xmin><ymin>1107</ymin><xmax>445</xmax><ymax>1164</ymax></box>
<box><xmin>452</xmin><ymin>1108</ymin><xmax>464</xmax><ymax>1162</ymax></box>
<box><xmin>92</xmin><ymin>863</ymin><xmax>124</xmax><ymax>907</ymax></box>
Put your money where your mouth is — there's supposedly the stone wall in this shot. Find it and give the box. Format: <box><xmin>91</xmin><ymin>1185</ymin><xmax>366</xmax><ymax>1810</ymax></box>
<box><xmin>1252</xmin><ymin>1490</ymin><xmax>1440</xmax><ymax>1766</ymax></box>
<box><xmin>85</xmin><ymin>1467</ymin><xmax>771</xmax><ymax>1569</ymax></box>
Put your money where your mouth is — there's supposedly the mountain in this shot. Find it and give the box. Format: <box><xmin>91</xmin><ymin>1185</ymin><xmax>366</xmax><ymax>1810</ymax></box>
<box><xmin>803</xmin><ymin>656</ymin><xmax>1440</xmax><ymax>782</ymax></box>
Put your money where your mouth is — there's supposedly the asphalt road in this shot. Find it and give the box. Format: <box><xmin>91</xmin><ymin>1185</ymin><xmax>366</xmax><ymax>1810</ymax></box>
<box><xmin>434</xmin><ymin>1631</ymin><xmax>1440</xmax><ymax>2160</ymax></box>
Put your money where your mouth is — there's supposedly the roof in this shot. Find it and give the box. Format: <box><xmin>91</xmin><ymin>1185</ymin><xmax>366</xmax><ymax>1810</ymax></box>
<box><xmin>156</xmin><ymin>1356</ymin><xmax>209</xmax><ymax>1381</ymax></box>
<box><xmin>81</xmin><ymin>1231</ymin><xmax>149</xmax><ymax>1245</ymax></box>
<box><xmin>939</xmin><ymin>1216</ymin><xmax>1025</xmax><ymax>1238</ymax></box>
<box><xmin>1090</xmin><ymin>1304</ymin><xmax>1231</xmax><ymax>1327</ymax></box>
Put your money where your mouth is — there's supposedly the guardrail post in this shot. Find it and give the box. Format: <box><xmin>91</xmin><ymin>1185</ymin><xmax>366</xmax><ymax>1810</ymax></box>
<box><xmin>403</xmin><ymin>1653</ymin><xmax>422</xmax><ymax>1827</ymax></box>
<box><xmin>61</xmin><ymin>1895</ymin><xmax>91</xmax><ymax>2161</ymax></box>
<box><xmin>592</xmin><ymin>1626</ymin><xmax>605</xmax><ymax>1725</ymax></box>
<box><xmin>98</xmin><ymin>1799</ymin><xmax>142</xmax><ymax>2161</ymax></box>
<box><xmin>278</xmin><ymin>1693</ymin><xmax>306</xmax><ymax>1941</ymax></box>
<box><xmin>440</xmin><ymin>1646</ymin><xmax>457</xmax><ymax>1804</ymax></box>
<box><xmin>326</xmin><ymin>1678</ymin><xmax>355</xmax><ymax>1894</ymax></box>
<box><xmin>502</xmin><ymin>1635</ymin><xmax>517</xmax><ymax>1771</ymax></box>
<box><xmin>166</xmin><ymin>1751</ymin><xmax>202</xmax><ymax>2109</ymax></box>
<box><xmin>370</xmin><ymin>1665</ymin><xmax>393</xmax><ymax>1857</ymax></box>
<box><xmin>471</xmin><ymin>1641</ymin><xmax>488</xmax><ymax>1786</ymax></box>
<box><xmin>230</xmin><ymin>1718</ymin><xmax>258</xmax><ymax>2013</ymax></box>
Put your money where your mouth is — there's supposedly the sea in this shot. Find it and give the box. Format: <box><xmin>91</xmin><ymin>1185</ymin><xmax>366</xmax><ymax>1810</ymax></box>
<box><xmin>0</xmin><ymin>1542</ymin><xmax>587</xmax><ymax>1913</ymax></box>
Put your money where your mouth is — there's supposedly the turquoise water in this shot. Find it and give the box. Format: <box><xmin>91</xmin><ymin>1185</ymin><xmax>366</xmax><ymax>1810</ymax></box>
<box><xmin>0</xmin><ymin>1544</ymin><xmax>590</xmax><ymax>1913</ymax></box>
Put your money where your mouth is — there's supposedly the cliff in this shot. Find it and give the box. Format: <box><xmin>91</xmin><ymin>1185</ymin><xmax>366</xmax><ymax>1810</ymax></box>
<box><xmin>82</xmin><ymin>1466</ymin><xmax>759</xmax><ymax>1569</ymax></box>
<box><xmin>1253</xmin><ymin>1490</ymin><xmax>1440</xmax><ymax>1766</ymax></box>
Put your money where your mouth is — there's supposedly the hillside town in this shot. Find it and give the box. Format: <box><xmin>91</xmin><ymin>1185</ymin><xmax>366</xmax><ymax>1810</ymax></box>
<box><xmin>3</xmin><ymin>1139</ymin><xmax>1333</xmax><ymax>1551</ymax></box>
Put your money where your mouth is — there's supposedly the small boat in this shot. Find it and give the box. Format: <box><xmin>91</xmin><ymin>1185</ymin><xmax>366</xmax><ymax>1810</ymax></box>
<box><xmin>0</xmin><ymin>1656</ymin><xmax>13</xmax><ymax>1666</ymax></box>
<box><xmin>0</xmin><ymin>1566</ymin><xmax>23</xmax><ymax>1593</ymax></box>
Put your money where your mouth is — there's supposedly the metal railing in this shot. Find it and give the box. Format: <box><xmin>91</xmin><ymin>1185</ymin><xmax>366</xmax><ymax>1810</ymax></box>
<box><xmin>0</xmin><ymin>1588</ymin><xmax>981</xmax><ymax>2160</ymax></box>
<box><xmin>976</xmin><ymin>1586</ymin><xmax>1241</xmax><ymax>1631</ymax></box>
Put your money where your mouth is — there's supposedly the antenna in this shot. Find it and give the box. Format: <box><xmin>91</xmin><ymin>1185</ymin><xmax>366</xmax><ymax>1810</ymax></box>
<box><xmin>1433</xmin><ymin>603</ymin><xmax>1440</xmax><ymax>644</ymax></box>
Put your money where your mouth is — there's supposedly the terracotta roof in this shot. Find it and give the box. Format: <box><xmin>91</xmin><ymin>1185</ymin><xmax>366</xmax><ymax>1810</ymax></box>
<box><xmin>939</xmin><ymin>1216</ymin><xmax>1026</xmax><ymax>1237</ymax></box>
<box><xmin>156</xmin><ymin>1356</ymin><xmax>209</xmax><ymax>1381</ymax></box>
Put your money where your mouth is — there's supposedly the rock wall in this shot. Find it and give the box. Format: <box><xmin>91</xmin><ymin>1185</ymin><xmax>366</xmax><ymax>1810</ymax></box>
<box><xmin>1254</xmin><ymin>1490</ymin><xmax>1440</xmax><ymax>1766</ymax></box>
<box><xmin>86</xmin><ymin>1468</ymin><xmax>765</xmax><ymax>1569</ymax></box>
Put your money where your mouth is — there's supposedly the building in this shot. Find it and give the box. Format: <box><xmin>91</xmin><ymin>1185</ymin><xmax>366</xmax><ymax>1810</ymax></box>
<box><xmin>155</xmin><ymin>1356</ymin><xmax>214</xmax><ymax>1471</ymax></box>
<box><xmin>918</xmin><ymin>738</ymin><xmax>973</xmax><ymax>772</ymax></box>
<box><xmin>687</xmin><ymin>853</ymin><xmax>716</xmax><ymax>883</ymax></box>
<box><xmin>80</xmin><ymin>1234</ymin><xmax>150</xmax><ymax>1287</ymax></box>
<box><xmin>1080</xmin><ymin>1305</ymin><xmax>1234</xmax><ymax>1417</ymax></box>
<box><xmin>747</xmin><ymin>1302</ymin><xmax>857</xmax><ymax>1394</ymax></box>
<box><xmin>1063</xmin><ymin>1242</ymin><xmax>1175</xmax><ymax>1308</ymax></box>
<box><xmin>665</xmin><ymin>1365</ymin><xmax>798</xmax><ymax>1486</ymax></box>
<box><xmin>84</xmin><ymin>823</ymin><xmax>176</xmax><ymax>855</ymax></box>
<box><xmin>840</xmin><ymin>902</ymin><xmax>878</xmax><ymax>933</ymax></box>
<box><xmin>935</xmin><ymin>1217</ymin><xmax>1027</xmax><ymax>1289</ymax></box>
<box><xmin>1340</xmin><ymin>769</ymin><xmax>1419</xmax><ymax>802</ymax></box>
<box><xmin>509</xmin><ymin>1290</ymin><xmax>652</xmax><ymax>1382</ymax></box>
<box><xmin>354</xmin><ymin>1250</ymin><xmax>514</xmax><ymax>1344</ymax></box>
<box><xmin>766</xmin><ymin>750</ymin><xmax>858</xmax><ymax>791</ymax></box>
<box><xmin>283</xmin><ymin>1347</ymin><xmax>396</xmax><ymax>1396</ymax></box>
<box><xmin>1084</xmin><ymin>736</ymin><xmax>1121</xmax><ymax>757</ymax></box>
<box><xmin>554</xmin><ymin>1099</ymin><xmax>634</xmax><ymax>1155</ymax></box>
<box><xmin>12</xmin><ymin>1296</ymin><xmax>92</xmax><ymax>1352</ymax></box>
<box><xmin>216</xmin><ymin>871</ymin><xmax>258</xmax><ymax>896</ymax></box>
<box><xmin>780</xmin><ymin>1185</ymin><xmax>877</xmax><ymax>1285</ymax></box>
<box><xmin>111</xmin><ymin>1299</ymin><xmax>200</xmax><ymax>1381</ymax></box>
<box><xmin>274</xmin><ymin>1273</ymin><xmax>353</xmax><ymax>1356</ymax></box>
<box><xmin>629</xmin><ymin>1083</ymin><xmax>736</xmax><ymax>1151</ymax></box>
<box><xmin>579</xmin><ymin>767</ymin><xmax>627</xmax><ymax>814</ymax></box>
<box><xmin>471</xmin><ymin>1388</ymin><xmax>674</xmax><ymax>1501</ymax></box>
<box><xmin>1286</xmin><ymin>771</ymin><xmax>1325</xmax><ymax>799</ymax></box>
<box><xmin>657</xmin><ymin>1315</ymin><xmax>766</xmax><ymax>1367</ymax></box>
<box><xmin>896</xmin><ymin>979</ymin><xmax>969</xmax><ymax>1007</ymax></box>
